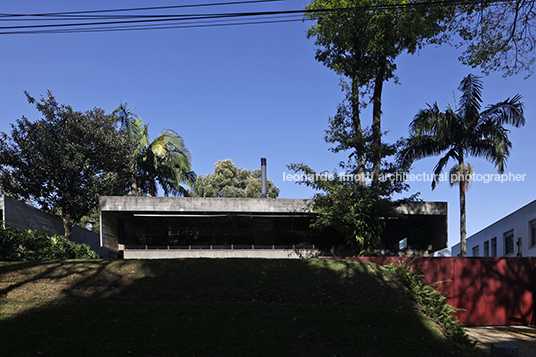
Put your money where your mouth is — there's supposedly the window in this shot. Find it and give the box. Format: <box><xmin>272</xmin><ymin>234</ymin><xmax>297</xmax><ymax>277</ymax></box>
<box><xmin>530</xmin><ymin>220</ymin><xmax>536</xmax><ymax>247</ymax></box>
<box><xmin>472</xmin><ymin>245</ymin><xmax>480</xmax><ymax>257</ymax></box>
<box><xmin>504</xmin><ymin>230</ymin><xmax>514</xmax><ymax>255</ymax></box>
<box><xmin>484</xmin><ymin>240</ymin><xmax>489</xmax><ymax>257</ymax></box>
<box><xmin>491</xmin><ymin>237</ymin><xmax>497</xmax><ymax>257</ymax></box>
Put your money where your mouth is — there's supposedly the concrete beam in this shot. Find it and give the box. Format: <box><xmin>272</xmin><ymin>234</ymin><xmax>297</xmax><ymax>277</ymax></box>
<box><xmin>100</xmin><ymin>197</ymin><xmax>446</xmax><ymax>216</ymax></box>
<box><xmin>99</xmin><ymin>197</ymin><xmax>313</xmax><ymax>214</ymax></box>
<box><xmin>395</xmin><ymin>201</ymin><xmax>447</xmax><ymax>216</ymax></box>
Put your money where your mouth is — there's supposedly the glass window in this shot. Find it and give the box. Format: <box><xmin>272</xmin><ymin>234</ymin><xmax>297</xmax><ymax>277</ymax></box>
<box><xmin>472</xmin><ymin>245</ymin><xmax>480</xmax><ymax>257</ymax></box>
<box><xmin>504</xmin><ymin>230</ymin><xmax>514</xmax><ymax>255</ymax></box>
<box><xmin>491</xmin><ymin>237</ymin><xmax>497</xmax><ymax>257</ymax></box>
<box><xmin>484</xmin><ymin>240</ymin><xmax>489</xmax><ymax>257</ymax></box>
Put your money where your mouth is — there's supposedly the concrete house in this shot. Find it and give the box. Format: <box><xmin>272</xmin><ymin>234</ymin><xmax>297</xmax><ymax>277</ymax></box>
<box><xmin>452</xmin><ymin>199</ymin><xmax>536</xmax><ymax>257</ymax></box>
<box><xmin>99</xmin><ymin>196</ymin><xmax>448</xmax><ymax>259</ymax></box>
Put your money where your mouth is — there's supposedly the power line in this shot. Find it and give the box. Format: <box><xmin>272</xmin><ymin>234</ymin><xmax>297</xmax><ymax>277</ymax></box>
<box><xmin>0</xmin><ymin>0</ymin><xmax>516</xmax><ymax>35</ymax></box>
<box><xmin>0</xmin><ymin>0</ymin><xmax>284</xmax><ymax>17</ymax></box>
<box><xmin>2</xmin><ymin>18</ymin><xmax>303</xmax><ymax>35</ymax></box>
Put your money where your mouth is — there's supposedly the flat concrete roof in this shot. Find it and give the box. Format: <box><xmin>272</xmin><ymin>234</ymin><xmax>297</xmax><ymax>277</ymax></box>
<box><xmin>395</xmin><ymin>201</ymin><xmax>447</xmax><ymax>216</ymax></box>
<box><xmin>99</xmin><ymin>197</ymin><xmax>314</xmax><ymax>214</ymax></box>
<box><xmin>99</xmin><ymin>197</ymin><xmax>446</xmax><ymax>216</ymax></box>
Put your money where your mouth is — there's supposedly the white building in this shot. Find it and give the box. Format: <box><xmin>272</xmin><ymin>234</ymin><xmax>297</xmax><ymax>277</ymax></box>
<box><xmin>452</xmin><ymin>199</ymin><xmax>536</xmax><ymax>257</ymax></box>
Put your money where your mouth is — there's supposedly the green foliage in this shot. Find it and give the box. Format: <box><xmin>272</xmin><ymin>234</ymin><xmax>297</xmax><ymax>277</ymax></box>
<box><xmin>288</xmin><ymin>156</ymin><xmax>413</xmax><ymax>253</ymax></box>
<box><xmin>311</xmin><ymin>179</ymin><xmax>394</xmax><ymax>252</ymax></box>
<box><xmin>305</xmin><ymin>0</ymin><xmax>456</xmax><ymax>186</ymax></box>
<box><xmin>78</xmin><ymin>208</ymin><xmax>100</xmax><ymax>234</ymax></box>
<box><xmin>399</xmin><ymin>74</ymin><xmax>525</xmax><ymax>186</ymax></box>
<box><xmin>398</xmin><ymin>74</ymin><xmax>525</xmax><ymax>256</ymax></box>
<box><xmin>305</xmin><ymin>0</ymin><xmax>453</xmax><ymax>85</ymax></box>
<box><xmin>0</xmin><ymin>91</ymin><xmax>135</xmax><ymax>237</ymax></box>
<box><xmin>453</xmin><ymin>1</ymin><xmax>536</xmax><ymax>77</ymax></box>
<box><xmin>113</xmin><ymin>103</ymin><xmax>194</xmax><ymax>197</ymax></box>
<box><xmin>293</xmin><ymin>1</ymin><xmax>447</xmax><ymax>254</ymax></box>
<box><xmin>385</xmin><ymin>260</ymin><xmax>476</xmax><ymax>350</ymax></box>
<box><xmin>0</xmin><ymin>223</ymin><xmax>99</xmax><ymax>261</ymax></box>
<box><xmin>191</xmin><ymin>159</ymin><xmax>279</xmax><ymax>198</ymax></box>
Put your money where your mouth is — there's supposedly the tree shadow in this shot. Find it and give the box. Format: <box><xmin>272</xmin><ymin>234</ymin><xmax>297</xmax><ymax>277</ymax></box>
<box><xmin>0</xmin><ymin>258</ymin><xmax>476</xmax><ymax>356</ymax></box>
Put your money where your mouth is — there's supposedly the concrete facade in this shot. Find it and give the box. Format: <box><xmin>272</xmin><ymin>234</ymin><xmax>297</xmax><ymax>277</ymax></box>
<box><xmin>1</xmin><ymin>195</ymin><xmax>111</xmax><ymax>258</ymax></box>
<box><xmin>100</xmin><ymin>196</ymin><xmax>448</xmax><ymax>259</ymax></box>
<box><xmin>99</xmin><ymin>196</ymin><xmax>312</xmax><ymax>214</ymax></box>
<box><xmin>452</xmin><ymin>199</ymin><xmax>536</xmax><ymax>257</ymax></box>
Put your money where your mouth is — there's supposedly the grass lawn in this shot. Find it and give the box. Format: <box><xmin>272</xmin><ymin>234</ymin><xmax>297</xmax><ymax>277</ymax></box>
<box><xmin>0</xmin><ymin>258</ymin><xmax>480</xmax><ymax>356</ymax></box>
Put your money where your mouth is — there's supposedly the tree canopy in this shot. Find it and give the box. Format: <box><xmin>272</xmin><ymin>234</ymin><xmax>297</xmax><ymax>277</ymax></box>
<box><xmin>0</xmin><ymin>91</ymin><xmax>135</xmax><ymax>238</ymax></box>
<box><xmin>305</xmin><ymin>0</ymin><xmax>454</xmax><ymax>187</ymax></box>
<box><xmin>453</xmin><ymin>0</ymin><xmax>536</xmax><ymax>77</ymax></box>
<box><xmin>191</xmin><ymin>159</ymin><xmax>279</xmax><ymax>198</ymax></box>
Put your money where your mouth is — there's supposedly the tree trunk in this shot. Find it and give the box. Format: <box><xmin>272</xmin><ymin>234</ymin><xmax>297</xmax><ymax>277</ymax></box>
<box><xmin>459</xmin><ymin>166</ymin><xmax>467</xmax><ymax>257</ymax></box>
<box><xmin>371</xmin><ymin>56</ymin><xmax>386</xmax><ymax>189</ymax></box>
<box><xmin>62</xmin><ymin>214</ymin><xmax>72</xmax><ymax>239</ymax></box>
<box><xmin>351</xmin><ymin>37</ymin><xmax>366</xmax><ymax>188</ymax></box>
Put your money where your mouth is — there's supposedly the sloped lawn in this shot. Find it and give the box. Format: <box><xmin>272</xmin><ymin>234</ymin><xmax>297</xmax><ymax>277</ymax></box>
<box><xmin>0</xmin><ymin>258</ymin><xmax>479</xmax><ymax>356</ymax></box>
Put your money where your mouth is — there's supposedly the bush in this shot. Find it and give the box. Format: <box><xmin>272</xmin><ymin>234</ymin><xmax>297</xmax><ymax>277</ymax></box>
<box><xmin>385</xmin><ymin>260</ymin><xmax>476</xmax><ymax>350</ymax></box>
<box><xmin>0</xmin><ymin>223</ymin><xmax>99</xmax><ymax>261</ymax></box>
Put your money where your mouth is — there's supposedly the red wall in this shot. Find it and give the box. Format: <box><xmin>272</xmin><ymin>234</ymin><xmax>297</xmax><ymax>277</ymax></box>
<box><xmin>340</xmin><ymin>257</ymin><xmax>536</xmax><ymax>326</ymax></box>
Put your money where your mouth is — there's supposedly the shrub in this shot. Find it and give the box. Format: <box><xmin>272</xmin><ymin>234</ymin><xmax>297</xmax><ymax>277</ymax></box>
<box><xmin>0</xmin><ymin>223</ymin><xmax>99</xmax><ymax>261</ymax></box>
<box><xmin>385</xmin><ymin>260</ymin><xmax>476</xmax><ymax>350</ymax></box>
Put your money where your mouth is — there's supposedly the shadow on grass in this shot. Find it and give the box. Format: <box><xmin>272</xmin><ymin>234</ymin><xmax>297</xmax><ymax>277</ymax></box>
<box><xmin>0</xmin><ymin>258</ymin><xmax>476</xmax><ymax>356</ymax></box>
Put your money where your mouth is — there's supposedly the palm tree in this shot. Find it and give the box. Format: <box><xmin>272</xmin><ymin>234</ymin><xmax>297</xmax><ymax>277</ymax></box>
<box><xmin>398</xmin><ymin>74</ymin><xmax>525</xmax><ymax>257</ymax></box>
<box><xmin>136</xmin><ymin>128</ymin><xmax>195</xmax><ymax>196</ymax></box>
<box><xmin>113</xmin><ymin>104</ymin><xmax>194</xmax><ymax>196</ymax></box>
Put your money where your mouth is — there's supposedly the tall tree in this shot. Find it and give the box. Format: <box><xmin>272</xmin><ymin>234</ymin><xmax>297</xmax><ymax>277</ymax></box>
<box><xmin>305</xmin><ymin>0</ymin><xmax>454</xmax><ymax>187</ymax></box>
<box><xmin>0</xmin><ymin>91</ymin><xmax>135</xmax><ymax>238</ymax></box>
<box><xmin>398</xmin><ymin>74</ymin><xmax>525</xmax><ymax>256</ymax></box>
<box><xmin>113</xmin><ymin>104</ymin><xmax>194</xmax><ymax>197</ymax></box>
<box><xmin>192</xmin><ymin>159</ymin><xmax>279</xmax><ymax>198</ymax></box>
<box><xmin>288</xmin><ymin>139</ymin><xmax>411</xmax><ymax>253</ymax></box>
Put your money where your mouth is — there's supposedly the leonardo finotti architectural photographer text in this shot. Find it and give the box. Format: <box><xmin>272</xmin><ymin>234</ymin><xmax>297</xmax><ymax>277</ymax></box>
<box><xmin>283</xmin><ymin>172</ymin><xmax>527</xmax><ymax>184</ymax></box>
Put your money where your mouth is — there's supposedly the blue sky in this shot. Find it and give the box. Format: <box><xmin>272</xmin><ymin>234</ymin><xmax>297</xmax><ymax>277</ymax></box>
<box><xmin>1</xmin><ymin>0</ymin><xmax>535</xmax><ymax>250</ymax></box>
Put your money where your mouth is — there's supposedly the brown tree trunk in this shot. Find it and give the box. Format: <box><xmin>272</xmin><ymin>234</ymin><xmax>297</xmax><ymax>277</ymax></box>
<box><xmin>459</xmin><ymin>161</ymin><xmax>467</xmax><ymax>257</ymax></box>
<box><xmin>351</xmin><ymin>36</ymin><xmax>366</xmax><ymax>188</ymax></box>
<box><xmin>371</xmin><ymin>56</ymin><xmax>386</xmax><ymax>189</ymax></box>
<box><xmin>62</xmin><ymin>214</ymin><xmax>72</xmax><ymax>239</ymax></box>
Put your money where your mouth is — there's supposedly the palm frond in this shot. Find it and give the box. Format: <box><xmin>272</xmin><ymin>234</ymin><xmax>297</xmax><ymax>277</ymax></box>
<box><xmin>432</xmin><ymin>149</ymin><xmax>458</xmax><ymax>189</ymax></box>
<box><xmin>467</xmin><ymin>126</ymin><xmax>512</xmax><ymax>173</ymax></box>
<box><xmin>132</xmin><ymin>118</ymin><xmax>148</xmax><ymax>148</ymax></box>
<box><xmin>457</xmin><ymin>74</ymin><xmax>483</xmax><ymax>121</ymax></box>
<box><xmin>398</xmin><ymin>134</ymin><xmax>449</xmax><ymax>169</ymax></box>
<box><xmin>480</xmin><ymin>94</ymin><xmax>525</xmax><ymax>127</ymax></box>
<box><xmin>112</xmin><ymin>103</ymin><xmax>139</xmax><ymax>137</ymax></box>
<box><xmin>410</xmin><ymin>103</ymin><xmax>441</xmax><ymax>135</ymax></box>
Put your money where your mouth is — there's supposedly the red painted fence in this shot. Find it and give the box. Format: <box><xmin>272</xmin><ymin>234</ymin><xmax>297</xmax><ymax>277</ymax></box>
<box><xmin>342</xmin><ymin>257</ymin><xmax>536</xmax><ymax>326</ymax></box>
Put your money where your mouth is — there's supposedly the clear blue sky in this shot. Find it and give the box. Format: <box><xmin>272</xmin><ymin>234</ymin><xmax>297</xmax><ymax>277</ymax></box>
<box><xmin>1</xmin><ymin>0</ymin><xmax>535</xmax><ymax>250</ymax></box>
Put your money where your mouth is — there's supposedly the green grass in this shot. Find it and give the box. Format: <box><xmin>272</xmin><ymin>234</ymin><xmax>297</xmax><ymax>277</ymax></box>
<box><xmin>0</xmin><ymin>258</ymin><xmax>479</xmax><ymax>356</ymax></box>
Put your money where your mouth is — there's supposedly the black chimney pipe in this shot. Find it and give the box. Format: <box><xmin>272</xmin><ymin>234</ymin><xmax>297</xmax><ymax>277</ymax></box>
<box><xmin>261</xmin><ymin>158</ymin><xmax>267</xmax><ymax>198</ymax></box>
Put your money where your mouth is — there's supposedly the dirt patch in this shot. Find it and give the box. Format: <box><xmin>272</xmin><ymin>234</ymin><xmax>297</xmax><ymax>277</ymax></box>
<box><xmin>465</xmin><ymin>325</ymin><xmax>536</xmax><ymax>356</ymax></box>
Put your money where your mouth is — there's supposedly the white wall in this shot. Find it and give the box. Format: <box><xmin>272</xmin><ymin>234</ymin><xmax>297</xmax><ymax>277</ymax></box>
<box><xmin>452</xmin><ymin>199</ymin><xmax>536</xmax><ymax>257</ymax></box>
